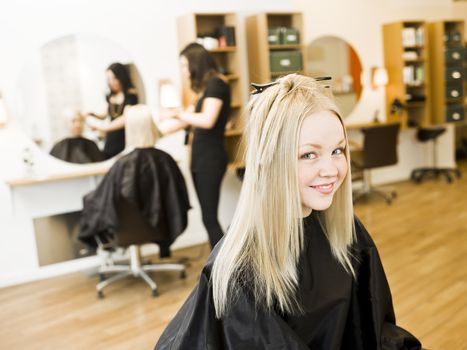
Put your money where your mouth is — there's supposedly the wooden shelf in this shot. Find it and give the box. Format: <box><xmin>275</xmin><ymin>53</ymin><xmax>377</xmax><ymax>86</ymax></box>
<box><xmin>405</xmin><ymin>84</ymin><xmax>426</xmax><ymax>88</ymax></box>
<box><xmin>403</xmin><ymin>45</ymin><xmax>425</xmax><ymax>49</ymax></box>
<box><xmin>406</xmin><ymin>102</ymin><xmax>426</xmax><ymax>108</ymax></box>
<box><xmin>208</xmin><ymin>47</ymin><xmax>236</xmax><ymax>53</ymax></box>
<box><xmin>271</xmin><ymin>70</ymin><xmax>304</xmax><ymax>77</ymax></box>
<box><xmin>268</xmin><ymin>44</ymin><xmax>303</xmax><ymax>50</ymax></box>
<box><xmin>383</xmin><ymin>21</ymin><xmax>432</xmax><ymax>128</ymax></box>
<box><xmin>246</xmin><ymin>12</ymin><xmax>307</xmax><ymax>85</ymax></box>
<box><xmin>404</xmin><ymin>59</ymin><xmax>425</xmax><ymax>63</ymax></box>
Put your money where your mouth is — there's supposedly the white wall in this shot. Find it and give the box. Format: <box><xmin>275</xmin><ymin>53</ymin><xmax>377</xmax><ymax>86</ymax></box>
<box><xmin>0</xmin><ymin>0</ymin><xmax>466</xmax><ymax>287</ymax></box>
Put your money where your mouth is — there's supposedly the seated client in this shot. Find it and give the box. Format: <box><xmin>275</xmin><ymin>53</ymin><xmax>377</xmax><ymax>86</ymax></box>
<box><xmin>50</xmin><ymin>110</ymin><xmax>104</xmax><ymax>164</ymax></box>
<box><xmin>78</xmin><ymin>105</ymin><xmax>191</xmax><ymax>258</ymax></box>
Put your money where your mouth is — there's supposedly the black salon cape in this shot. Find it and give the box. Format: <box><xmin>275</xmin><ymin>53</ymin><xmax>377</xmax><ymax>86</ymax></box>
<box><xmin>79</xmin><ymin>148</ymin><xmax>190</xmax><ymax>252</ymax></box>
<box><xmin>50</xmin><ymin>137</ymin><xmax>105</xmax><ymax>164</ymax></box>
<box><xmin>155</xmin><ymin>214</ymin><xmax>422</xmax><ymax>350</ymax></box>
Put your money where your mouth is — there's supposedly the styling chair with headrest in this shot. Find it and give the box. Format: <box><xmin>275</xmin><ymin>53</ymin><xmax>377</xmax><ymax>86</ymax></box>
<box><xmin>351</xmin><ymin>122</ymin><xmax>401</xmax><ymax>204</ymax></box>
<box><xmin>79</xmin><ymin>148</ymin><xmax>191</xmax><ymax>298</ymax></box>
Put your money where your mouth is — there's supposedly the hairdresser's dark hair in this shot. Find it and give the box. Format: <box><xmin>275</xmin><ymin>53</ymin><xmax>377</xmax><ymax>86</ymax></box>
<box><xmin>106</xmin><ymin>62</ymin><xmax>134</xmax><ymax>96</ymax></box>
<box><xmin>180</xmin><ymin>43</ymin><xmax>219</xmax><ymax>93</ymax></box>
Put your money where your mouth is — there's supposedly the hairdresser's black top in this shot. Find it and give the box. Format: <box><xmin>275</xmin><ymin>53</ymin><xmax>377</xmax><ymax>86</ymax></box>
<box><xmin>155</xmin><ymin>212</ymin><xmax>422</xmax><ymax>350</ymax></box>
<box><xmin>103</xmin><ymin>92</ymin><xmax>138</xmax><ymax>159</ymax></box>
<box><xmin>191</xmin><ymin>76</ymin><xmax>230</xmax><ymax>172</ymax></box>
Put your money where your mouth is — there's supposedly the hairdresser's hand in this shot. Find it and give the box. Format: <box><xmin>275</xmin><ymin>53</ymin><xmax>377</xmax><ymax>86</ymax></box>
<box><xmin>84</xmin><ymin>111</ymin><xmax>106</xmax><ymax>120</ymax></box>
<box><xmin>177</xmin><ymin>105</ymin><xmax>195</xmax><ymax>122</ymax></box>
<box><xmin>159</xmin><ymin>107</ymin><xmax>180</xmax><ymax>121</ymax></box>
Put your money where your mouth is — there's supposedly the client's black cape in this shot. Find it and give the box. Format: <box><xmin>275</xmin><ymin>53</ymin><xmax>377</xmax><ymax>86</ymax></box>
<box><xmin>79</xmin><ymin>148</ymin><xmax>190</xmax><ymax>251</ymax></box>
<box><xmin>155</xmin><ymin>214</ymin><xmax>422</xmax><ymax>350</ymax></box>
<box><xmin>50</xmin><ymin>137</ymin><xmax>105</xmax><ymax>164</ymax></box>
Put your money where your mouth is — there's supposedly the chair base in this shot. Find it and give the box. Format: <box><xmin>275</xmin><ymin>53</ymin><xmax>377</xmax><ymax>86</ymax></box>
<box><xmin>96</xmin><ymin>245</ymin><xmax>186</xmax><ymax>298</ymax></box>
<box><xmin>353</xmin><ymin>186</ymin><xmax>397</xmax><ymax>205</ymax></box>
<box><xmin>411</xmin><ymin>167</ymin><xmax>461</xmax><ymax>184</ymax></box>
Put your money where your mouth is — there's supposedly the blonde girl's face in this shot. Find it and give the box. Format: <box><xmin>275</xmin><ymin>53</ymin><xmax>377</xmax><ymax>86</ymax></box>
<box><xmin>297</xmin><ymin>110</ymin><xmax>348</xmax><ymax>216</ymax></box>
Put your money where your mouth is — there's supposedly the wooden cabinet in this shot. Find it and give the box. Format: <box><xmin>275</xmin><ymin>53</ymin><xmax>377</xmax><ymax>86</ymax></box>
<box><xmin>383</xmin><ymin>21</ymin><xmax>431</xmax><ymax>128</ymax></box>
<box><xmin>428</xmin><ymin>20</ymin><xmax>465</xmax><ymax>124</ymax></box>
<box><xmin>176</xmin><ymin>13</ymin><xmax>244</xmax><ymax>167</ymax></box>
<box><xmin>246</xmin><ymin>13</ymin><xmax>307</xmax><ymax>85</ymax></box>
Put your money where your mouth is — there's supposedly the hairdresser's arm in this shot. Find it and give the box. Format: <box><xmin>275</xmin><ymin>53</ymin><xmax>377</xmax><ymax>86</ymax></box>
<box><xmin>156</xmin><ymin>117</ymin><xmax>189</xmax><ymax>136</ymax></box>
<box><xmin>85</xmin><ymin>111</ymin><xmax>107</xmax><ymax>120</ymax></box>
<box><xmin>178</xmin><ymin>97</ymin><xmax>222</xmax><ymax>129</ymax></box>
<box><xmin>92</xmin><ymin>116</ymin><xmax>125</xmax><ymax>133</ymax></box>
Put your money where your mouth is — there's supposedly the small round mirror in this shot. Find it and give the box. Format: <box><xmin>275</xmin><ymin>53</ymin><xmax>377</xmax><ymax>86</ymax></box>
<box><xmin>307</xmin><ymin>36</ymin><xmax>362</xmax><ymax>118</ymax></box>
<box><xmin>16</xmin><ymin>34</ymin><xmax>145</xmax><ymax>164</ymax></box>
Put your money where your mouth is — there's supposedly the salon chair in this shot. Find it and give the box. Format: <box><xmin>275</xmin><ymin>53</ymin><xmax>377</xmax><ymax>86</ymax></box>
<box><xmin>79</xmin><ymin>148</ymin><xmax>191</xmax><ymax>298</ymax></box>
<box><xmin>410</xmin><ymin>126</ymin><xmax>461</xmax><ymax>184</ymax></box>
<box><xmin>95</xmin><ymin>198</ymin><xmax>186</xmax><ymax>298</ymax></box>
<box><xmin>351</xmin><ymin>122</ymin><xmax>400</xmax><ymax>204</ymax></box>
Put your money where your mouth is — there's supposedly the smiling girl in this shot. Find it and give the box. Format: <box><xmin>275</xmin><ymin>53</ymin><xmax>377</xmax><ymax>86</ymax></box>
<box><xmin>155</xmin><ymin>74</ymin><xmax>422</xmax><ymax>350</ymax></box>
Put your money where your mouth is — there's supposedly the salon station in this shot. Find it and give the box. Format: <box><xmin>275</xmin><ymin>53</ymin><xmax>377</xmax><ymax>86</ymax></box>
<box><xmin>1</xmin><ymin>0</ymin><xmax>466</xmax><ymax>349</ymax></box>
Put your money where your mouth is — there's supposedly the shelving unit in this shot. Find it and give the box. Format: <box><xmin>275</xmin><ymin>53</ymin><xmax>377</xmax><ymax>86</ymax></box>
<box><xmin>382</xmin><ymin>21</ymin><xmax>431</xmax><ymax>128</ymax></box>
<box><xmin>428</xmin><ymin>20</ymin><xmax>465</xmax><ymax>124</ymax></box>
<box><xmin>176</xmin><ymin>13</ymin><xmax>245</xmax><ymax>167</ymax></box>
<box><xmin>246</xmin><ymin>13</ymin><xmax>307</xmax><ymax>85</ymax></box>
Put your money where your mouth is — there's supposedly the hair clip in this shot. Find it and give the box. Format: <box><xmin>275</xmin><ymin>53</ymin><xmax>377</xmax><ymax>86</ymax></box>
<box><xmin>251</xmin><ymin>81</ymin><xmax>279</xmax><ymax>95</ymax></box>
<box><xmin>314</xmin><ymin>76</ymin><xmax>332</xmax><ymax>82</ymax></box>
<box><xmin>251</xmin><ymin>76</ymin><xmax>333</xmax><ymax>95</ymax></box>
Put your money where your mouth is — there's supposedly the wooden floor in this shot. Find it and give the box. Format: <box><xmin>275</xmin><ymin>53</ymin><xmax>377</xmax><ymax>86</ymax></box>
<box><xmin>1</xmin><ymin>162</ymin><xmax>467</xmax><ymax>350</ymax></box>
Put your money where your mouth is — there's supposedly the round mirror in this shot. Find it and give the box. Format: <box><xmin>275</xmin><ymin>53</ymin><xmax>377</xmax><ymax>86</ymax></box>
<box><xmin>16</xmin><ymin>33</ymin><xmax>146</xmax><ymax>164</ymax></box>
<box><xmin>307</xmin><ymin>36</ymin><xmax>362</xmax><ymax>118</ymax></box>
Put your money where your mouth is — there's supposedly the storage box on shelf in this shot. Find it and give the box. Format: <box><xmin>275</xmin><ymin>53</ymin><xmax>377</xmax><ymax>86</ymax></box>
<box><xmin>177</xmin><ymin>13</ymin><xmax>245</xmax><ymax>168</ymax></box>
<box><xmin>383</xmin><ymin>21</ymin><xmax>431</xmax><ymax>128</ymax></box>
<box><xmin>428</xmin><ymin>20</ymin><xmax>465</xmax><ymax>124</ymax></box>
<box><xmin>246</xmin><ymin>13</ymin><xmax>307</xmax><ymax>84</ymax></box>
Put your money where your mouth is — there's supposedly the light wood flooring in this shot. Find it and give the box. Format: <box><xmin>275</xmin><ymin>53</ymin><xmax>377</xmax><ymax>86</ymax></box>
<box><xmin>1</xmin><ymin>162</ymin><xmax>467</xmax><ymax>350</ymax></box>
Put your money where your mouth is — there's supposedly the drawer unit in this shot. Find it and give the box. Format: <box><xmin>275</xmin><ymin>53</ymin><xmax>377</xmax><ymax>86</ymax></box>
<box><xmin>269</xmin><ymin>50</ymin><xmax>303</xmax><ymax>72</ymax></box>
<box><xmin>268</xmin><ymin>28</ymin><xmax>281</xmax><ymax>45</ymax></box>
<box><xmin>445</xmin><ymin>66</ymin><xmax>463</xmax><ymax>81</ymax></box>
<box><xmin>445</xmin><ymin>104</ymin><xmax>465</xmax><ymax>122</ymax></box>
<box><xmin>281</xmin><ymin>28</ymin><xmax>299</xmax><ymax>44</ymax></box>
<box><xmin>444</xmin><ymin>48</ymin><xmax>464</xmax><ymax>63</ymax></box>
<box><xmin>445</xmin><ymin>82</ymin><xmax>464</xmax><ymax>100</ymax></box>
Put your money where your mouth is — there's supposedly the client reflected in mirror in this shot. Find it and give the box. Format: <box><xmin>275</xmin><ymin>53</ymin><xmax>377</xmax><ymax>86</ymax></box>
<box><xmin>49</xmin><ymin>110</ymin><xmax>104</xmax><ymax>164</ymax></box>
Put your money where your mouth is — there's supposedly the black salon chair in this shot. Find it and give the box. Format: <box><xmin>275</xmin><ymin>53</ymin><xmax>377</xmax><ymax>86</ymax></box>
<box><xmin>352</xmin><ymin>123</ymin><xmax>401</xmax><ymax>204</ymax></box>
<box><xmin>95</xmin><ymin>198</ymin><xmax>186</xmax><ymax>298</ymax></box>
<box><xmin>410</xmin><ymin>126</ymin><xmax>461</xmax><ymax>183</ymax></box>
<box><xmin>79</xmin><ymin>148</ymin><xmax>191</xmax><ymax>298</ymax></box>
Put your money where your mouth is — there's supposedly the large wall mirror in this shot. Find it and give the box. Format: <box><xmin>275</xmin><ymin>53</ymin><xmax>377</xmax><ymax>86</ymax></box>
<box><xmin>307</xmin><ymin>36</ymin><xmax>362</xmax><ymax>118</ymax></box>
<box><xmin>16</xmin><ymin>33</ymin><xmax>146</xmax><ymax>164</ymax></box>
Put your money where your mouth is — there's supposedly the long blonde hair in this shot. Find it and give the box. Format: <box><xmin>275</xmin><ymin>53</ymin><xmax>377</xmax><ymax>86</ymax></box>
<box><xmin>211</xmin><ymin>74</ymin><xmax>355</xmax><ymax>318</ymax></box>
<box><xmin>124</xmin><ymin>104</ymin><xmax>161</xmax><ymax>149</ymax></box>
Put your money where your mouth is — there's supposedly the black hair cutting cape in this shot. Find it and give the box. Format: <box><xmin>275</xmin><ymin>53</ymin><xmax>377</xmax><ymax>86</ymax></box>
<box><xmin>155</xmin><ymin>214</ymin><xmax>422</xmax><ymax>350</ymax></box>
<box><xmin>50</xmin><ymin>137</ymin><xmax>105</xmax><ymax>164</ymax></box>
<box><xmin>79</xmin><ymin>148</ymin><xmax>190</xmax><ymax>254</ymax></box>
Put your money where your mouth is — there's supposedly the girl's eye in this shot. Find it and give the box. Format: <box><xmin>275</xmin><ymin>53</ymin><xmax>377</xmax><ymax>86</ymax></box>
<box><xmin>332</xmin><ymin>147</ymin><xmax>345</xmax><ymax>156</ymax></box>
<box><xmin>300</xmin><ymin>152</ymin><xmax>318</xmax><ymax>160</ymax></box>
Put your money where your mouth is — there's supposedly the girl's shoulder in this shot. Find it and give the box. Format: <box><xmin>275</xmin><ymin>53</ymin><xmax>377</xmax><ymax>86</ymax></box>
<box><xmin>353</xmin><ymin>216</ymin><xmax>377</xmax><ymax>249</ymax></box>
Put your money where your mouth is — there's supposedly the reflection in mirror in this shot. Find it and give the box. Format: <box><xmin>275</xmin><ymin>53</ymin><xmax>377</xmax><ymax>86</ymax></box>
<box><xmin>307</xmin><ymin>36</ymin><xmax>362</xmax><ymax>118</ymax></box>
<box><xmin>16</xmin><ymin>34</ymin><xmax>145</xmax><ymax>164</ymax></box>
